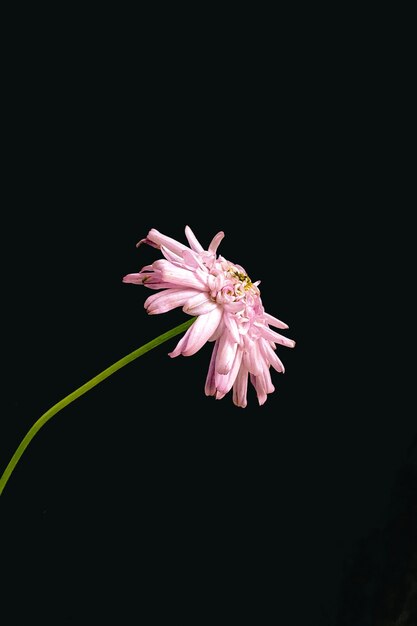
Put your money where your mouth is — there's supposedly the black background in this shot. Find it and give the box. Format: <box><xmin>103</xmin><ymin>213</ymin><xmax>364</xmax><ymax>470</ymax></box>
<box><xmin>0</xmin><ymin>11</ymin><xmax>411</xmax><ymax>626</ymax></box>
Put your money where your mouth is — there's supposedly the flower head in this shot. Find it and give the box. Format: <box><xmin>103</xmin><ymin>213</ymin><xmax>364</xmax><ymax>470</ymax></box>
<box><xmin>123</xmin><ymin>226</ymin><xmax>295</xmax><ymax>407</ymax></box>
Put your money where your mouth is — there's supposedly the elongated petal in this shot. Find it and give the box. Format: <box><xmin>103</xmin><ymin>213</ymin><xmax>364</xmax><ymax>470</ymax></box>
<box><xmin>136</xmin><ymin>237</ymin><xmax>159</xmax><ymax>249</ymax></box>
<box><xmin>167</xmin><ymin>331</ymin><xmax>189</xmax><ymax>359</ymax></box>
<box><xmin>181</xmin><ymin>249</ymin><xmax>206</xmax><ymax>271</ymax></box>
<box><xmin>215</xmin><ymin>347</ymin><xmax>243</xmax><ymax>394</ymax></box>
<box><xmin>183</xmin><ymin>292</ymin><xmax>218</xmax><ymax>316</ymax></box>
<box><xmin>215</xmin><ymin>331</ymin><xmax>238</xmax><ymax>375</ymax></box>
<box><xmin>145</xmin><ymin>288</ymin><xmax>198</xmax><ymax>314</ymax></box>
<box><xmin>209</xmin><ymin>317</ymin><xmax>225</xmax><ymax>342</ymax></box>
<box><xmin>250</xmin><ymin>374</ymin><xmax>267</xmax><ymax>406</ymax></box>
<box><xmin>259</xmin><ymin>338</ymin><xmax>285</xmax><ymax>373</ymax></box>
<box><xmin>223</xmin><ymin>312</ymin><xmax>240</xmax><ymax>344</ymax></box>
<box><xmin>208</xmin><ymin>231</ymin><xmax>225</xmax><ymax>254</ymax></box>
<box><xmin>205</xmin><ymin>341</ymin><xmax>219</xmax><ymax>396</ymax></box>
<box><xmin>160</xmin><ymin>245</ymin><xmax>183</xmax><ymax>264</ymax></box>
<box><xmin>169</xmin><ymin>307</ymin><xmax>222</xmax><ymax>357</ymax></box>
<box><xmin>243</xmin><ymin>338</ymin><xmax>263</xmax><ymax>376</ymax></box>
<box><xmin>185</xmin><ymin>225</ymin><xmax>205</xmax><ymax>253</ymax></box>
<box><xmin>139</xmin><ymin>229</ymin><xmax>189</xmax><ymax>256</ymax></box>
<box><xmin>130</xmin><ymin>263</ymin><xmax>155</xmax><ymax>274</ymax></box>
<box><xmin>123</xmin><ymin>273</ymin><xmax>144</xmax><ymax>284</ymax></box>
<box><xmin>263</xmin><ymin>312</ymin><xmax>289</xmax><ymax>330</ymax></box>
<box><xmin>258</xmin><ymin>325</ymin><xmax>296</xmax><ymax>348</ymax></box>
<box><xmin>153</xmin><ymin>260</ymin><xmax>208</xmax><ymax>290</ymax></box>
<box><xmin>260</xmin><ymin>360</ymin><xmax>275</xmax><ymax>394</ymax></box>
<box><xmin>233</xmin><ymin>364</ymin><xmax>248</xmax><ymax>408</ymax></box>
<box><xmin>181</xmin><ymin>306</ymin><xmax>222</xmax><ymax>356</ymax></box>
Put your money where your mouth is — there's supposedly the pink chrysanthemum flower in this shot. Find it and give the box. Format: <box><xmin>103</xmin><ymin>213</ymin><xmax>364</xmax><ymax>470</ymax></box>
<box><xmin>123</xmin><ymin>226</ymin><xmax>295</xmax><ymax>407</ymax></box>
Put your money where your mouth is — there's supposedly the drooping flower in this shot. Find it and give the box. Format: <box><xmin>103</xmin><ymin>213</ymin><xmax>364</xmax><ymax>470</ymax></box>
<box><xmin>123</xmin><ymin>226</ymin><xmax>295</xmax><ymax>407</ymax></box>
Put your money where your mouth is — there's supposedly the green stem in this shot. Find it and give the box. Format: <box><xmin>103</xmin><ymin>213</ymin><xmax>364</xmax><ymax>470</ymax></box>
<box><xmin>0</xmin><ymin>317</ymin><xmax>196</xmax><ymax>496</ymax></box>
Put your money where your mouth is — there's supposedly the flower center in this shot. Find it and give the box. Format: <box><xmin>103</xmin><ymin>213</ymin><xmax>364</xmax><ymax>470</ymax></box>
<box><xmin>228</xmin><ymin>267</ymin><xmax>253</xmax><ymax>291</ymax></box>
<box><xmin>209</xmin><ymin>261</ymin><xmax>260</xmax><ymax>307</ymax></box>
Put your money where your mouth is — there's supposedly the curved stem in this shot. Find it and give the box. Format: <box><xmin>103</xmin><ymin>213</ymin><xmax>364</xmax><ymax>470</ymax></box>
<box><xmin>0</xmin><ymin>317</ymin><xmax>196</xmax><ymax>496</ymax></box>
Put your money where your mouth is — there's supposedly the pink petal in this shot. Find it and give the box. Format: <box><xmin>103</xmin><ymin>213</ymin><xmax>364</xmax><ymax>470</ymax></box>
<box><xmin>181</xmin><ymin>249</ymin><xmax>206</xmax><ymax>271</ymax></box>
<box><xmin>123</xmin><ymin>264</ymin><xmax>175</xmax><ymax>290</ymax></box>
<box><xmin>140</xmin><ymin>263</ymin><xmax>155</xmax><ymax>272</ymax></box>
<box><xmin>144</xmin><ymin>288</ymin><xmax>199</xmax><ymax>315</ymax></box>
<box><xmin>183</xmin><ymin>292</ymin><xmax>218</xmax><ymax>316</ymax></box>
<box><xmin>215</xmin><ymin>331</ymin><xmax>238</xmax><ymax>375</ymax></box>
<box><xmin>136</xmin><ymin>237</ymin><xmax>159</xmax><ymax>249</ymax></box>
<box><xmin>223</xmin><ymin>300</ymin><xmax>246</xmax><ymax>313</ymax></box>
<box><xmin>259</xmin><ymin>338</ymin><xmax>285</xmax><ymax>373</ymax></box>
<box><xmin>185</xmin><ymin>226</ymin><xmax>205</xmax><ymax>253</ymax></box>
<box><xmin>243</xmin><ymin>338</ymin><xmax>263</xmax><ymax>376</ymax></box>
<box><xmin>204</xmin><ymin>341</ymin><xmax>219</xmax><ymax>396</ymax></box>
<box><xmin>123</xmin><ymin>273</ymin><xmax>144</xmax><ymax>284</ymax></box>
<box><xmin>232</xmin><ymin>364</ymin><xmax>248</xmax><ymax>408</ymax></box>
<box><xmin>250</xmin><ymin>374</ymin><xmax>267</xmax><ymax>406</ymax></box>
<box><xmin>258</xmin><ymin>325</ymin><xmax>296</xmax><ymax>348</ymax></box>
<box><xmin>208</xmin><ymin>231</ymin><xmax>225</xmax><ymax>254</ymax></box>
<box><xmin>215</xmin><ymin>348</ymin><xmax>243</xmax><ymax>394</ymax></box>
<box><xmin>138</xmin><ymin>229</ymin><xmax>189</xmax><ymax>256</ymax></box>
<box><xmin>208</xmin><ymin>317</ymin><xmax>225</xmax><ymax>342</ymax></box>
<box><xmin>263</xmin><ymin>312</ymin><xmax>289</xmax><ymax>330</ymax></box>
<box><xmin>195</xmin><ymin>267</ymin><xmax>211</xmax><ymax>284</ymax></box>
<box><xmin>153</xmin><ymin>260</ymin><xmax>208</xmax><ymax>290</ymax></box>
<box><xmin>167</xmin><ymin>331</ymin><xmax>189</xmax><ymax>359</ymax></box>
<box><xmin>169</xmin><ymin>307</ymin><xmax>222</xmax><ymax>357</ymax></box>
<box><xmin>160</xmin><ymin>246</ymin><xmax>182</xmax><ymax>264</ymax></box>
<box><xmin>181</xmin><ymin>307</ymin><xmax>223</xmax><ymax>356</ymax></box>
<box><xmin>223</xmin><ymin>312</ymin><xmax>240</xmax><ymax>344</ymax></box>
<box><xmin>260</xmin><ymin>360</ymin><xmax>275</xmax><ymax>394</ymax></box>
